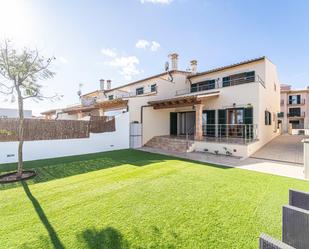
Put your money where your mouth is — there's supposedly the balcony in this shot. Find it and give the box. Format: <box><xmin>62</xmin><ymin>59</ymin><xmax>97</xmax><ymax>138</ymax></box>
<box><xmin>176</xmin><ymin>74</ymin><xmax>265</xmax><ymax>96</ymax></box>
<box><xmin>287</xmin><ymin>112</ymin><xmax>305</xmax><ymax>118</ymax></box>
<box><xmin>288</xmin><ymin>99</ymin><xmax>306</xmax><ymax>105</ymax></box>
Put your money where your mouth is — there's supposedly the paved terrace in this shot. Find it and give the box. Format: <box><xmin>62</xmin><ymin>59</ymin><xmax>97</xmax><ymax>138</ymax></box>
<box><xmin>138</xmin><ymin>147</ymin><xmax>305</xmax><ymax>180</ymax></box>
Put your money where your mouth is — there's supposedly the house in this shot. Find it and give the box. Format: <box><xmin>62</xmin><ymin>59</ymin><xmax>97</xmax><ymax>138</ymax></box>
<box><xmin>278</xmin><ymin>84</ymin><xmax>309</xmax><ymax>135</ymax></box>
<box><xmin>0</xmin><ymin>108</ymin><xmax>32</xmax><ymax>118</ymax></box>
<box><xmin>42</xmin><ymin>53</ymin><xmax>280</xmax><ymax>158</ymax></box>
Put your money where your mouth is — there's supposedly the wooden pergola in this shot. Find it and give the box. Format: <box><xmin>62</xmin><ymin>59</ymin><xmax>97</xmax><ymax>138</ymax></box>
<box><xmin>148</xmin><ymin>91</ymin><xmax>220</xmax><ymax>140</ymax></box>
<box><xmin>148</xmin><ymin>91</ymin><xmax>220</xmax><ymax>109</ymax></box>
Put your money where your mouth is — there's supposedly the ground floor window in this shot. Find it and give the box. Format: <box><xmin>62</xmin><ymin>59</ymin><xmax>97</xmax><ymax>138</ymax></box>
<box><xmin>170</xmin><ymin>107</ymin><xmax>253</xmax><ymax>139</ymax></box>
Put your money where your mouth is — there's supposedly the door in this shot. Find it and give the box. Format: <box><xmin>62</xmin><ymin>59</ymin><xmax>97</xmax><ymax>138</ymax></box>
<box><xmin>178</xmin><ymin>112</ymin><xmax>195</xmax><ymax>135</ymax></box>
<box><xmin>170</xmin><ymin>112</ymin><xmax>177</xmax><ymax>135</ymax></box>
<box><xmin>227</xmin><ymin>108</ymin><xmax>244</xmax><ymax>137</ymax></box>
<box><xmin>203</xmin><ymin>110</ymin><xmax>216</xmax><ymax>137</ymax></box>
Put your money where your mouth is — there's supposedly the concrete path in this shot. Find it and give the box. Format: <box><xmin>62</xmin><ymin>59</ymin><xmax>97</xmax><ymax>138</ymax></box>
<box><xmin>251</xmin><ymin>134</ymin><xmax>307</xmax><ymax>164</ymax></box>
<box><xmin>138</xmin><ymin>147</ymin><xmax>305</xmax><ymax>180</ymax></box>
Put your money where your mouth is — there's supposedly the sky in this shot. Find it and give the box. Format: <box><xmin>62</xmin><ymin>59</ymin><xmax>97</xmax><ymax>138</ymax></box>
<box><xmin>0</xmin><ymin>0</ymin><xmax>309</xmax><ymax>115</ymax></box>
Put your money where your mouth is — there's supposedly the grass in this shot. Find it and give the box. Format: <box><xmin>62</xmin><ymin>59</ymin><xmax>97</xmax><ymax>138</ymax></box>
<box><xmin>0</xmin><ymin>149</ymin><xmax>308</xmax><ymax>249</ymax></box>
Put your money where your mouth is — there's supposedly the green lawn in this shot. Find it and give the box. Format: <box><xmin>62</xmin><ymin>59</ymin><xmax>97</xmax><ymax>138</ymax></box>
<box><xmin>0</xmin><ymin>149</ymin><xmax>308</xmax><ymax>249</ymax></box>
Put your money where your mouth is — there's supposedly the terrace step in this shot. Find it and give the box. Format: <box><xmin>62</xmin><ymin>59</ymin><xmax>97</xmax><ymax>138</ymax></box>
<box><xmin>145</xmin><ymin>136</ymin><xmax>194</xmax><ymax>153</ymax></box>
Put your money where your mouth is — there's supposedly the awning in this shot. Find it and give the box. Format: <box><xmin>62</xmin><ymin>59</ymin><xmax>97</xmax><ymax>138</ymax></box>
<box><xmin>148</xmin><ymin>91</ymin><xmax>220</xmax><ymax>110</ymax></box>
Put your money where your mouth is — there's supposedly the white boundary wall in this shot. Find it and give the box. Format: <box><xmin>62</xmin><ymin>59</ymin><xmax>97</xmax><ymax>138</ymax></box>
<box><xmin>0</xmin><ymin>112</ymin><xmax>129</xmax><ymax>164</ymax></box>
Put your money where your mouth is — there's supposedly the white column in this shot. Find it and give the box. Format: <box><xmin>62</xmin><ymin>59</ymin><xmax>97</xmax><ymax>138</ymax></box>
<box><xmin>303</xmin><ymin>139</ymin><xmax>309</xmax><ymax>180</ymax></box>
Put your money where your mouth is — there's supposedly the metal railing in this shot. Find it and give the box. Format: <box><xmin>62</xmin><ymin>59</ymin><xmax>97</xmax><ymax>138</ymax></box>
<box><xmin>185</xmin><ymin>124</ymin><xmax>258</xmax><ymax>145</ymax></box>
<box><xmin>288</xmin><ymin>112</ymin><xmax>306</xmax><ymax>118</ymax></box>
<box><xmin>176</xmin><ymin>74</ymin><xmax>265</xmax><ymax>96</ymax></box>
<box><xmin>288</xmin><ymin>99</ymin><xmax>306</xmax><ymax>105</ymax></box>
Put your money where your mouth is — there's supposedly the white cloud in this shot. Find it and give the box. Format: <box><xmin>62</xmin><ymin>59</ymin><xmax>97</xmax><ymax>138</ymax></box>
<box><xmin>136</xmin><ymin>39</ymin><xmax>161</xmax><ymax>52</ymax></box>
<box><xmin>101</xmin><ymin>48</ymin><xmax>117</xmax><ymax>58</ymax></box>
<box><xmin>150</xmin><ymin>41</ymin><xmax>161</xmax><ymax>51</ymax></box>
<box><xmin>135</xmin><ymin>39</ymin><xmax>150</xmax><ymax>49</ymax></box>
<box><xmin>140</xmin><ymin>0</ymin><xmax>173</xmax><ymax>4</ymax></box>
<box><xmin>108</xmin><ymin>56</ymin><xmax>140</xmax><ymax>80</ymax></box>
<box><xmin>101</xmin><ymin>48</ymin><xmax>141</xmax><ymax>80</ymax></box>
<box><xmin>59</xmin><ymin>56</ymin><xmax>68</xmax><ymax>64</ymax></box>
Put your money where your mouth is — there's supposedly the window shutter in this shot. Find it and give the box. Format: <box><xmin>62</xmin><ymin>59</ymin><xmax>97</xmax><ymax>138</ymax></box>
<box><xmin>297</xmin><ymin>95</ymin><xmax>301</xmax><ymax>104</ymax></box>
<box><xmin>244</xmin><ymin>108</ymin><xmax>253</xmax><ymax>124</ymax></box>
<box><xmin>218</xmin><ymin>109</ymin><xmax>226</xmax><ymax>136</ymax></box>
<box><xmin>289</xmin><ymin>96</ymin><xmax>292</xmax><ymax>104</ymax></box>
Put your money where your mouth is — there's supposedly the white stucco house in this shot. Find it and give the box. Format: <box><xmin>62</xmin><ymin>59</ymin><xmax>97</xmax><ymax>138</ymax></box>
<box><xmin>42</xmin><ymin>54</ymin><xmax>281</xmax><ymax>158</ymax></box>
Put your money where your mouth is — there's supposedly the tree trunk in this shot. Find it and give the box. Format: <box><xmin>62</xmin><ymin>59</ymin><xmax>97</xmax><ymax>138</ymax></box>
<box><xmin>17</xmin><ymin>87</ymin><xmax>24</xmax><ymax>177</ymax></box>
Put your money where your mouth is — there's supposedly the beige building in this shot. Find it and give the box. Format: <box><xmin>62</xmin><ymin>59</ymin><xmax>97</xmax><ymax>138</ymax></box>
<box><xmin>42</xmin><ymin>54</ymin><xmax>280</xmax><ymax>158</ymax></box>
<box><xmin>279</xmin><ymin>84</ymin><xmax>309</xmax><ymax>134</ymax></box>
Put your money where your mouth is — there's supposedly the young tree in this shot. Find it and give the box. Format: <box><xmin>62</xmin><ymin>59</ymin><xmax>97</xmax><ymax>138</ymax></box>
<box><xmin>0</xmin><ymin>40</ymin><xmax>57</xmax><ymax>177</ymax></box>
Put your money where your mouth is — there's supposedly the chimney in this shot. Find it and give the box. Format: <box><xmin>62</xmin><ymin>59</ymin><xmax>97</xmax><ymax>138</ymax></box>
<box><xmin>106</xmin><ymin>80</ymin><xmax>111</xmax><ymax>90</ymax></box>
<box><xmin>190</xmin><ymin>60</ymin><xmax>197</xmax><ymax>74</ymax></box>
<box><xmin>100</xmin><ymin>79</ymin><xmax>105</xmax><ymax>90</ymax></box>
<box><xmin>169</xmin><ymin>53</ymin><xmax>178</xmax><ymax>70</ymax></box>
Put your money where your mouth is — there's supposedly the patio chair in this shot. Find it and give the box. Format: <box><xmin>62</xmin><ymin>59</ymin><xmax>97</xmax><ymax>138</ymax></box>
<box><xmin>282</xmin><ymin>205</ymin><xmax>309</xmax><ymax>249</ymax></box>
<box><xmin>259</xmin><ymin>233</ymin><xmax>295</xmax><ymax>249</ymax></box>
<box><xmin>289</xmin><ymin>189</ymin><xmax>309</xmax><ymax>210</ymax></box>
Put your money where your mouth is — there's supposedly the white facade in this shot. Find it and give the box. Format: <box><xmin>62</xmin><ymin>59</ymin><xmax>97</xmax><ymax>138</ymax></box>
<box><xmin>40</xmin><ymin>55</ymin><xmax>281</xmax><ymax>158</ymax></box>
<box><xmin>0</xmin><ymin>108</ymin><xmax>32</xmax><ymax>118</ymax></box>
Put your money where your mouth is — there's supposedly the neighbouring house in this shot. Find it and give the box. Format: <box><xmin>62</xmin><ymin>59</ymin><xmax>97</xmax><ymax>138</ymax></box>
<box><xmin>0</xmin><ymin>108</ymin><xmax>32</xmax><ymax>118</ymax></box>
<box><xmin>42</xmin><ymin>53</ymin><xmax>280</xmax><ymax>158</ymax></box>
<box><xmin>278</xmin><ymin>84</ymin><xmax>309</xmax><ymax>135</ymax></box>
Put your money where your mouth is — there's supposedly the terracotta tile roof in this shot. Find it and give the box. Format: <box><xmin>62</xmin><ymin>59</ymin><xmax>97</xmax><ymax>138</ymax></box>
<box><xmin>188</xmin><ymin>56</ymin><xmax>266</xmax><ymax>78</ymax></box>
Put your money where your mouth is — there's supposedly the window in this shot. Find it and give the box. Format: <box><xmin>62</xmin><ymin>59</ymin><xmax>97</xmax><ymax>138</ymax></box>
<box><xmin>289</xmin><ymin>95</ymin><xmax>301</xmax><ymax>105</ymax></box>
<box><xmin>151</xmin><ymin>84</ymin><xmax>157</xmax><ymax>92</ymax></box>
<box><xmin>289</xmin><ymin>108</ymin><xmax>301</xmax><ymax>117</ymax></box>
<box><xmin>277</xmin><ymin>112</ymin><xmax>284</xmax><ymax>118</ymax></box>
<box><xmin>223</xmin><ymin>71</ymin><xmax>255</xmax><ymax>87</ymax></box>
<box><xmin>274</xmin><ymin>83</ymin><xmax>277</xmax><ymax>91</ymax></box>
<box><xmin>136</xmin><ymin>87</ymin><xmax>144</xmax><ymax>95</ymax></box>
<box><xmin>108</xmin><ymin>95</ymin><xmax>114</xmax><ymax>100</ymax></box>
<box><xmin>244</xmin><ymin>71</ymin><xmax>255</xmax><ymax>81</ymax></box>
<box><xmin>265</xmin><ymin>111</ymin><xmax>272</xmax><ymax>125</ymax></box>
<box><xmin>191</xmin><ymin>80</ymin><xmax>216</xmax><ymax>92</ymax></box>
<box><xmin>222</xmin><ymin>77</ymin><xmax>231</xmax><ymax>87</ymax></box>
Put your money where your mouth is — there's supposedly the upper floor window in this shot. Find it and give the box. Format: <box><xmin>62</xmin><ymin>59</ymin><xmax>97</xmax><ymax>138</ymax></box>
<box><xmin>222</xmin><ymin>71</ymin><xmax>255</xmax><ymax>87</ymax></box>
<box><xmin>108</xmin><ymin>95</ymin><xmax>114</xmax><ymax>100</ymax></box>
<box><xmin>151</xmin><ymin>84</ymin><xmax>157</xmax><ymax>92</ymax></box>
<box><xmin>265</xmin><ymin>111</ymin><xmax>272</xmax><ymax>125</ymax></box>
<box><xmin>136</xmin><ymin>87</ymin><xmax>144</xmax><ymax>95</ymax></box>
<box><xmin>289</xmin><ymin>95</ymin><xmax>301</xmax><ymax>105</ymax></box>
<box><xmin>191</xmin><ymin>79</ymin><xmax>216</xmax><ymax>92</ymax></box>
<box><xmin>289</xmin><ymin>107</ymin><xmax>301</xmax><ymax>117</ymax></box>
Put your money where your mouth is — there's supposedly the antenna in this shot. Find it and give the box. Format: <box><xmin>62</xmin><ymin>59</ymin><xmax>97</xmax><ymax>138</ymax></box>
<box><xmin>77</xmin><ymin>83</ymin><xmax>83</xmax><ymax>97</ymax></box>
<box><xmin>165</xmin><ymin>61</ymin><xmax>169</xmax><ymax>72</ymax></box>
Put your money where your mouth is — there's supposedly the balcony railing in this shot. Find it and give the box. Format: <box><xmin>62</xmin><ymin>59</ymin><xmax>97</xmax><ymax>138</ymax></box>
<box><xmin>82</xmin><ymin>86</ymin><xmax>158</xmax><ymax>106</ymax></box>
<box><xmin>288</xmin><ymin>99</ymin><xmax>306</xmax><ymax>105</ymax></box>
<box><xmin>176</xmin><ymin>75</ymin><xmax>265</xmax><ymax>96</ymax></box>
<box><xmin>186</xmin><ymin>124</ymin><xmax>258</xmax><ymax>145</ymax></box>
<box><xmin>287</xmin><ymin>112</ymin><xmax>306</xmax><ymax>118</ymax></box>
